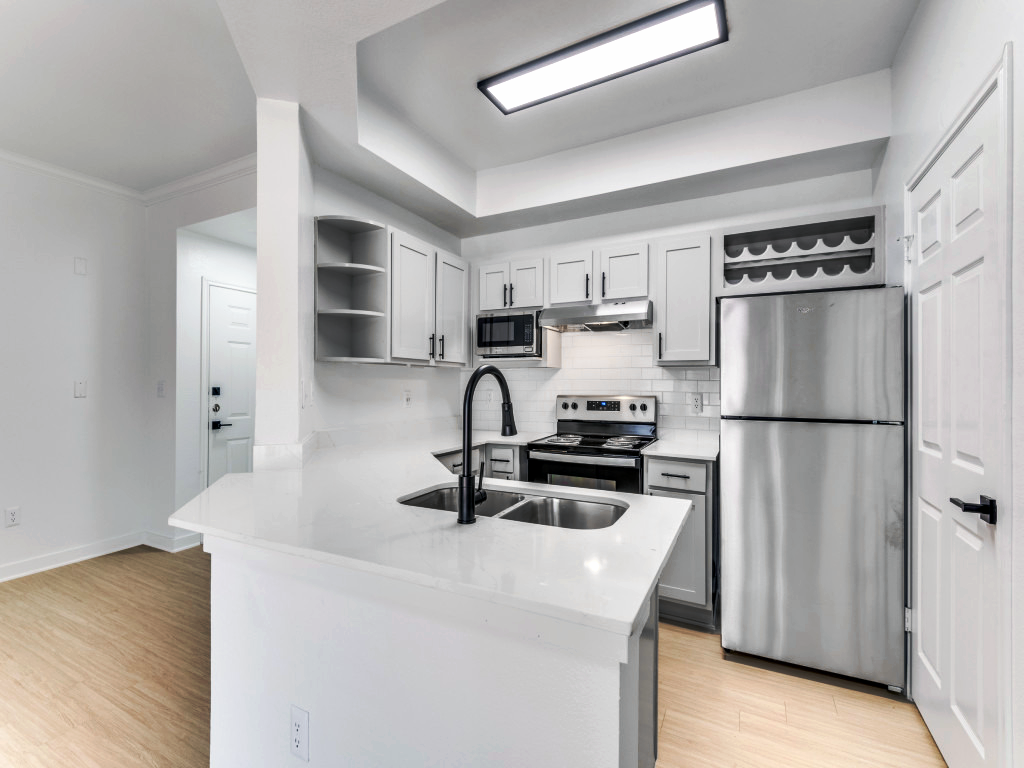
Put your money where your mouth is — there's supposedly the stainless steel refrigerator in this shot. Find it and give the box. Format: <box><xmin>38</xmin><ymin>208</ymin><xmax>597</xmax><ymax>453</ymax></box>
<box><xmin>719</xmin><ymin>286</ymin><xmax>905</xmax><ymax>689</ymax></box>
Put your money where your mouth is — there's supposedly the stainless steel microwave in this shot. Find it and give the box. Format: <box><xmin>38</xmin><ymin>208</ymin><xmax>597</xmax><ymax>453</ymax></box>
<box><xmin>475</xmin><ymin>311</ymin><xmax>541</xmax><ymax>358</ymax></box>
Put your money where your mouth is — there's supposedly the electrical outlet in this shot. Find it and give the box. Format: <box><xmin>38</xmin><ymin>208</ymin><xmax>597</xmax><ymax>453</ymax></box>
<box><xmin>156</xmin><ymin>380</ymin><xmax>166</xmax><ymax>398</ymax></box>
<box><xmin>402</xmin><ymin>390</ymin><xmax>412</xmax><ymax>408</ymax></box>
<box><xmin>691</xmin><ymin>395</ymin><xmax>703</xmax><ymax>414</ymax></box>
<box><xmin>290</xmin><ymin>705</ymin><xmax>309</xmax><ymax>761</ymax></box>
<box><xmin>5</xmin><ymin>507</ymin><xmax>20</xmax><ymax>528</ymax></box>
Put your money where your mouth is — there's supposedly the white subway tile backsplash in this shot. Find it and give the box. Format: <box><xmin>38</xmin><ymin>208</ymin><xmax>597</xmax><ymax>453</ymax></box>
<box><xmin>465</xmin><ymin>332</ymin><xmax>720</xmax><ymax>433</ymax></box>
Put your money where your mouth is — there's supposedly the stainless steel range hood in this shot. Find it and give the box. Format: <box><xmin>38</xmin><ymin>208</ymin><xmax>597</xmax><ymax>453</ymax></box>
<box><xmin>538</xmin><ymin>300</ymin><xmax>653</xmax><ymax>332</ymax></box>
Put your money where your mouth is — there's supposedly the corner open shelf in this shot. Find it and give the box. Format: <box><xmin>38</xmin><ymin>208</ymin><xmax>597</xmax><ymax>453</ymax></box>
<box><xmin>720</xmin><ymin>212</ymin><xmax>884</xmax><ymax>295</ymax></box>
<box><xmin>315</xmin><ymin>216</ymin><xmax>390</xmax><ymax>363</ymax></box>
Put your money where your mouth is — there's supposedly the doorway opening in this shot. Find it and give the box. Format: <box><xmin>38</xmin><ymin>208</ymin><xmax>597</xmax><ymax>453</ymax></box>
<box><xmin>174</xmin><ymin>209</ymin><xmax>257</xmax><ymax>510</ymax></box>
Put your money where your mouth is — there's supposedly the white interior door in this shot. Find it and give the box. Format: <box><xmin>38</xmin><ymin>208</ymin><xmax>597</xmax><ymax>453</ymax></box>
<box><xmin>908</xmin><ymin>61</ymin><xmax>1011</xmax><ymax>768</ymax></box>
<box><xmin>206</xmin><ymin>284</ymin><xmax>257</xmax><ymax>487</ymax></box>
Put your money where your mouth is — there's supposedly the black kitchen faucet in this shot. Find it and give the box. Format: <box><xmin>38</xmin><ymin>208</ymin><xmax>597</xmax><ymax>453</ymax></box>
<box><xmin>458</xmin><ymin>364</ymin><xmax>517</xmax><ymax>525</ymax></box>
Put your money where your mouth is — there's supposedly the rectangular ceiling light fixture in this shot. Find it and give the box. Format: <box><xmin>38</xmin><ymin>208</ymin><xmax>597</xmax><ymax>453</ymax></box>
<box><xmin>478</xmin><ymin>0</ymin><xmax>727</xmax><ymax>114</ymax></box>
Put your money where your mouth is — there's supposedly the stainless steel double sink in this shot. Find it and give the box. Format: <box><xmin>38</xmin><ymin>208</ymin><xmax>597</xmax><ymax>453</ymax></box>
<box><xmin>400</xmin><ymin>486</ymin><xmax>627</xmax><ymax>530</ymax></box>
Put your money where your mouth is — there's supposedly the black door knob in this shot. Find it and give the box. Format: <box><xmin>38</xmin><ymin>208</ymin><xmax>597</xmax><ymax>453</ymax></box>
<box><xmin>950</xmin><ymin>495</ymin><xmax>997</xmax><ymax>525</ymax></box>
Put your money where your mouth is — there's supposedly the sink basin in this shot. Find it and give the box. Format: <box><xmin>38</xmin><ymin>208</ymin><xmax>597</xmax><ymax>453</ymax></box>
<box><xmin>401</xmin><ymin>487</ymin><xmax>527</xmax><ymax>517</ymax></box>
<box><xmin>499</xmin><ymin>496</ymin><xmax>627</xmax><ymax>530</ymax></box>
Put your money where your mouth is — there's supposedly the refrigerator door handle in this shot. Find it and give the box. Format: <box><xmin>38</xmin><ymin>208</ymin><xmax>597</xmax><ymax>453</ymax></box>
<box><xmin>950</xmin><ymin>495</ymin><xmax>997</xmax><ymax>525</ymax></box>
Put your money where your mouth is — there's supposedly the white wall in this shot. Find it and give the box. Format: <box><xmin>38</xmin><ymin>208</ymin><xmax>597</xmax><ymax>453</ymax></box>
<box><xmin>875</xmin><ymin>0</ymin><xmax>1024</xmax><ymax>757</ymax></box>
<box><xmin>174</xmin><ymin>229</ymin><xmax>256</xmax><ymax>509</ymax></box>
<box><xmin>0</xmin><ymin>157</ymin><xmax>148</xmax><ymax>579</ymax></box>
<box><xmin>144</xmin><ymin>163</ymin><xmax>256</xmax><ymax>543</ymax></box>
<box><xmin>310</xmin><ymin>163</ymin><xmax>464</xmax><ymax>440</ymax></box>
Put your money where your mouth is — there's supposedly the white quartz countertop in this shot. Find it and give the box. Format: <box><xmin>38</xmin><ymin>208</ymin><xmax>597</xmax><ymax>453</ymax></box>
<box><xmin>642</xmin><ymin>430</ymin><xmax>720</xmax><ymax>461</ymax></box>
<box><xmin>170</xmin><ymin>428</ymin><xmax>689</xmax><ymax>636</ymax></box>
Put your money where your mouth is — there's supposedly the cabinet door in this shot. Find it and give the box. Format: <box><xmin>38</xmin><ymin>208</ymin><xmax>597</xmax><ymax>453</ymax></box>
<box><xmin>649</xmin><ymin>488</ymin><xmax>707</xmax><ymax>607</ymax></box>
<box><xmin>434</xmin><ymin>250</ymin><xmax>469</xmax><ymax>364</ymax></box>
<box><xmin>655</xmin><ymin>235</ymin><xmax>711</xmax><ymax>363</ymax></box>
<box><xmin>509</xmin><ymin>258</ymin><xmax>544</xmax><ymax>308</ymax></box>
<box><xmin>598</xmin><ymin>241</ymin><xmax>649</xmax><ymax>300</ymax></box>
<box><xmin>391</xmin><ymin>230</ymin><xmax>435</xmax><ymax>362</ymax></box>
<box><xmin>478</xmin><ymin>263</ymin><xmax>509</xmax><ymax>311</ymax></box>
<box><xmin>549</xmin><ymin>251</ymin><xmax>593</xmax><ymax>304</ymax></box>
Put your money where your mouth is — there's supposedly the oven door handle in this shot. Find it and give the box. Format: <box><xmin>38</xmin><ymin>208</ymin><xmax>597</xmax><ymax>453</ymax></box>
<box><xmin>528</xmin><ymin>451</ymin><xmax>638</xmax><ymax>468</ymax></box>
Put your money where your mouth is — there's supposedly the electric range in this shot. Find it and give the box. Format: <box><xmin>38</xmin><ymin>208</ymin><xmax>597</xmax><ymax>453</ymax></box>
<box><xmin>526</xmin><ymin>395</ymin><xmax>657</xmax><ymax>494</ymax></box>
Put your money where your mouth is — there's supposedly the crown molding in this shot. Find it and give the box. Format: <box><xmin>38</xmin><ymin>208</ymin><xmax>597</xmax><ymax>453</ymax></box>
<box><xmin>0</xmin><ymin>148</ymin><xmax>142</xmax><ymax>202</ymax></box>
<box><xmin>141</xmin><ymin>153</ymin><xmax>257</xmax><ymax>206</ymax></box>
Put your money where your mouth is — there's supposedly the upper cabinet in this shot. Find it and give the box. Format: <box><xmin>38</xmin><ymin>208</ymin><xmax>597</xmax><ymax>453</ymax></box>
<box><xmin>598</xmin><ymin>241</ymin><xmax>649</xmax><ymax>300</ymax></box>
<box><xmin>391</xmin><ymin>230</ymin><xmax>436</xmax><ymax>362</ymax></box>
<box><xmin>434</xmin><ymin>250</ymin><xmax>469</xmax><ymax>364</ymax></box>
<box><xmin>478</xmin><ymin>263</ymin><xmax>509</xmax><ymax>311</ymax></box>
<box><xmin>549</xmin><ymin>251</ymin><xmax>593</xmax><ymax>304</ymax></box>
<box><xmin>478</xmin><ymin>258</ymin><xmax>544</xmax><ymax>310</ymax></box>
<box><xmin>654</xmin><ymin>235</ymin><xmax>712</xmax><ymax>365</ymax></box>
<box><xmin>314</xmin><ymin>216</ymin><xmax>390</xmax><ymax>363</ymax></box>
<box><xmin>509</xmin><ymin>259</ymin><xmax>544</xmax><ymax>308</ymax></box>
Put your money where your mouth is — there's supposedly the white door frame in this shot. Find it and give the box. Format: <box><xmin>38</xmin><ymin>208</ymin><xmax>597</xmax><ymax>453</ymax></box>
<box><xmin>200</xmin><ymin>278</ymin><xmax>257</xmax><ymax>490</ymax></box>
<box><xmin>903</xmin><ymin>42</ymin><xmax>1014</xmax><ymax>761</ymax></box>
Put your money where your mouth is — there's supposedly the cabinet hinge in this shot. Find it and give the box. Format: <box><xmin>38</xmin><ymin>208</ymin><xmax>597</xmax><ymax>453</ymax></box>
<box><xmin>905</xmin><ymin>607</ymin><xmax>912</xmax><ymax>632</ymax></box>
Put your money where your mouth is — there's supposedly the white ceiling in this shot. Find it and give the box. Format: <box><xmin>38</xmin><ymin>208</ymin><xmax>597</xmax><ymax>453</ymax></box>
<box><xmin>357</xmin><ymin>0</ymin><xmax>920</xmax><ymax>171</ymax></box>
<box><xmin>0</xmin><ymin>0</ymin><xmax>256</xmax><ymax>192</ymax></box>
<box><xmin>1</xmin><ymin>0</ymin><xmax>921</xmax><ymax>233</ymax></box>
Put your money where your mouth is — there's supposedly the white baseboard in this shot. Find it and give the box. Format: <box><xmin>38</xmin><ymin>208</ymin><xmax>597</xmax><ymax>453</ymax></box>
<box><xmin>0</xmin><ymin>532</ymin><xmax>145</xmax><ymax>584</ymax></box>
<box><xmin>144</xmin><ymin>531</ymin><xmax>203</xmax><ymax>553</ymax></box>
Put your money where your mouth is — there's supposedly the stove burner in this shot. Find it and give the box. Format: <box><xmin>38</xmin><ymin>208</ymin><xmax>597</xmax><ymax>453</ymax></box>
<box><xmin>547</xmin><ymin>435</ymin><xmax>582</xmax><ymax>445</ymax></box>
<box><xmin>605</xmin><ymin>437</ymin><xmax>640</xmax><ymax>446</ymax></box>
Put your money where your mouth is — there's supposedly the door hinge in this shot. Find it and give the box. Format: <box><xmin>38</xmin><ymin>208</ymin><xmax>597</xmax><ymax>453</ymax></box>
<box><xmin>897</xmin><ymin>234</ymin><xmax>915</xmax><ymax>263</ymax></box>
<box><xmin>905</xmin><ymin>607</ymin><xmax>912</xmax><ymax>632</ymax></box>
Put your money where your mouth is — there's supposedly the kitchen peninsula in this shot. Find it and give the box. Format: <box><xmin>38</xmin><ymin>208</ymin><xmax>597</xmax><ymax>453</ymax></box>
<box><xmin>169</xmin><ymin>429</ymin><xmax>689</xmax><ymax>768</ymax></box>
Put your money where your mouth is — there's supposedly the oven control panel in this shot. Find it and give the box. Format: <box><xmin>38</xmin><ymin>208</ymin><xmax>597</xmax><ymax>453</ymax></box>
<box><xmin>555</xmin><ymin>395</ymin><xmax>656</xmax><ymax>422</ymax></box>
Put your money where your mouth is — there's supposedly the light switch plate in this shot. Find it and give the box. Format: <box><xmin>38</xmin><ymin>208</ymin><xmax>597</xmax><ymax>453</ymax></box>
<box><xmin>74</xmin><ymin>380</ymin><xmax>88</xmax><ymax>398</ymax></box>
<box><xmin>74</xmin><ymin>257</ymin><xmax>87</xmax><ymax>276</ymax></box>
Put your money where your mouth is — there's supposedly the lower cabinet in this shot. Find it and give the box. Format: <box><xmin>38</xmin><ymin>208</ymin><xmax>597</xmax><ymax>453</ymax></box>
<box><xmin>645</xmin><ymin>457</ymin><xmax>717</xmax><ymax>626</ymax></box>
<box><xmin>484</xmin><ymin>445</ymin><xmax>518</xmax><ymax>480</ymax></box>
<box><xmin>435</xmin><ymin>448</ymin><xmax>481</xmax><ymax>475</ymax></box>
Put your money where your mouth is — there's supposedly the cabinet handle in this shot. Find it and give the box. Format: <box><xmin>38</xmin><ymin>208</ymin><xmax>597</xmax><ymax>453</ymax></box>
<box><xmin>490</xmin><ymin>458</ymin><xmax>510</xmax><ymax>464</ymax></box>
<box><xmin>585</xmin><ymin>273</ymin><xmax>590</xmax><ymax>299</ymax></box>
<box><xmin>439</xmin><ymin>335</ymin><xmax>445</xmax><ymax>360</ymax></box>
<box><xmin>452</xmin><ymin>462</ymin><xmax>463</xmax><ymax>469</ymax></box>
<box><xmin>661</xmin><ymin>473</ymin><xmax>691</xmax><ymax>480</ymax></box>
<box><xmin>429</xmin><ymin>333</ymin><xmax>435</xmax><ymax>359</ymax></box>
<box><xmin>509</xmin><ymin>283</ymin><xmax>514</xmax><ymax>306</ymax></box>
<box><xmin>601</xmin><ymin>272</ymin><xmax>606</xmax><ymax>297</ymax></box>
<box><xmin>658</xmin><ymin>332</ymin><xmax>663</xmax><ymax>359</ymax></box>
<box><xmin>503</xmin><ymin>283</ymin><xmax>508</xmax><ymax>307</ymax></box>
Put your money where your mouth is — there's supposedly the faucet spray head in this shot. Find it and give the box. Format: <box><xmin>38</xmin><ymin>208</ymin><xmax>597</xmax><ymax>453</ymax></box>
<box><xmin>501</xmin><ymin>401</ymin><xmax>517</xmax><ymax>437</ymax></box>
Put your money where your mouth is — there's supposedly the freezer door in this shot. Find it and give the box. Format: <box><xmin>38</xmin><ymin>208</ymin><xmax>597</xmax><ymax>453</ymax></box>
<box><xmin>721</xmin><ymin>287</ymin><xmax>904</xmax><ymax>421</ymax></box>
<box><xmin>720</xmin><ymin>419</ymin><xmax>905</xmax><ymax>687</ymax></box>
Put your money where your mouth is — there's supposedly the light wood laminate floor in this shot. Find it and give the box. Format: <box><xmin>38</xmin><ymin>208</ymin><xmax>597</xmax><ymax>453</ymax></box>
<box><xmin>0</xmin><ymin>546</ymin><xmax>944</xmax><ymax>766</ymax></box>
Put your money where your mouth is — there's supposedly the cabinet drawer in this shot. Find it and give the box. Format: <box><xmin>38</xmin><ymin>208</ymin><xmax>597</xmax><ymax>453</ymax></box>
<box><xmin>647</xmin><ymin>458</ymin><xmax>706</xmax><ymax>493</ymax></box>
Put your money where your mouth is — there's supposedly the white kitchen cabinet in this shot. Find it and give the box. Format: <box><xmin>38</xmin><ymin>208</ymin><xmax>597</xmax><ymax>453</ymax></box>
<box><xmin>391</xmin><ymin>230</ymin><xmax>436</xmax><ymax>362</ymax></box>
<box><xmin>434</xmin><ymin>250</ymin><xmax>469</xmax><ymax>364</ymax></box>
<box><xmin>549</xmin><ymin>250</ymin><xmax>594</xmax><ymax>304</ymax></box>
<box><xmin>597</xmin><ymin>241</ymin><xmax>649</xmax><ymax>300</ymax></box>
<box><xmin>654</xmin><ymin>235</ymin><xmax>713</xmax><ymax>364</ymax></box>
<box><xmin>478</xmin><ymin>259</ymin><xmax>544</xmax><ymax>310</ymax></box>
<box><xmin>645</xmin><ymin>456</ymin><xmax>715</xmax><ymax>614</ymax></box>
<box><xmin>314</xmin><ymin>216</ymin><xmax>390</xmax><ymax>362</ymax></box>
<box><xmin>485</xmin><ymin>445</ymin><xmax>518</xmax><ymax>480</ymax></box>
<box><xmin>435</xmin><ymin>448</ymin><xmax>481</xmax><ymax>475</ymax></box>
<box><xmin>478</xmin><ymin>262</ymin><xmax>510</xmax><ymax>311</ymax></box>
<box><xmin>509</xmin><ymin>258</ymin><xmax>544</xmax><ymax>308</ymax></box>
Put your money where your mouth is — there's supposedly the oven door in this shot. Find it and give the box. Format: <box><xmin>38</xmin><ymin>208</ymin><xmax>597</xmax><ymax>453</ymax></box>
<box><xmin>527</xmin><ymin>451</ymin><xmax>641</xmax><ymax>494</ymax></box>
